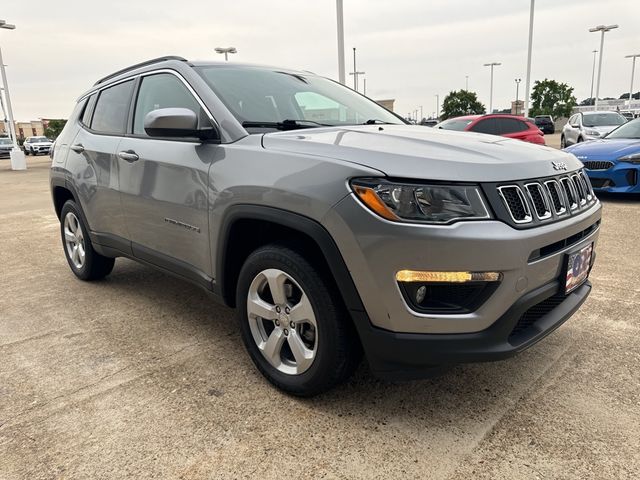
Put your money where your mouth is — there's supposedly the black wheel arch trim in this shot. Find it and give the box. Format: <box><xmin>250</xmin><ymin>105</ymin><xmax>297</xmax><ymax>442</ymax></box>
<box><xmin>215</xmin><ymin>204</ymin><xmax>366</xmax><ymax>314</ymax></box>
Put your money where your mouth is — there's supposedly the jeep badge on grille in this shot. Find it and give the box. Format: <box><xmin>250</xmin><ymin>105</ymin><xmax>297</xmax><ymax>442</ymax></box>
<box><xmin>552</xmin><ymin>161</ymin><xmax>568</xmax><ymax>171</ymax></box>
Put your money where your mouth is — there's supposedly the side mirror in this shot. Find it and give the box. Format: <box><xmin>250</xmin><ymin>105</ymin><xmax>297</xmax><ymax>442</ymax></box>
<box><xmin>144</xmin><ymin>108</ymin><xmax>219</xmax><ymax>141</ymax></box>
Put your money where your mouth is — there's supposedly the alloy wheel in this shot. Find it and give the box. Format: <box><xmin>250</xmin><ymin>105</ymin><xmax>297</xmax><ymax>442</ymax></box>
<box><xmin>63</xmin><ymin>212</ymin><xmax>85</xmax><ymax>269</ymax></box>
<box><xmin>246</xmin><ymin>268</ymin><xmax>318</xmax><ymax>375</ymax></box>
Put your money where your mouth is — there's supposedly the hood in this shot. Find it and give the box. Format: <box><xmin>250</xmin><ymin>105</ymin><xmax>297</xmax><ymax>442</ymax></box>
<box><xmin>564</xmin><ymin>138</ymin><xmax>640</xmax><ymax>161</ymax></box>
<box><xmin>262</xmin><ymin>125</ymin><xmax>581</xmax><ymax>182</ymax></box>
<box><xmin>583</xmin><ymin>125</ymin><xmax>618</xmax><ymax>135</ymax></box>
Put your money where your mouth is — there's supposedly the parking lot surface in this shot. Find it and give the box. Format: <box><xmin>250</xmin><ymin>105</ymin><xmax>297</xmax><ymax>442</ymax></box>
<box><xmin>1</xmin><ymin>151</ymin><xmax>639</xmax><ymax>479</ymax></box>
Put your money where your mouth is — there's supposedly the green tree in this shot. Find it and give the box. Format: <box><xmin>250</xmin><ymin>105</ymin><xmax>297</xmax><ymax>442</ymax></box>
<box><xmin>440</xmin><ymin>90</ymin><xmax>485</xmax><ymax>120</ymax></box>
<box><xmin>43</xmin><ymin>119</ymin><xmax>67</xmax><ymax>139</ymax></box>
<box><xmin>530</xmin><ymin>79</ymin><xmax>577</xmax><ymax>118</ymax></box>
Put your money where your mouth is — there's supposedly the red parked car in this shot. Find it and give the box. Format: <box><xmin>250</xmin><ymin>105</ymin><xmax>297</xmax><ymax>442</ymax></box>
<box><xmin>435</xmin><ymin>114</ymin><xmax>545</xmax><ymax>145</ymax></box>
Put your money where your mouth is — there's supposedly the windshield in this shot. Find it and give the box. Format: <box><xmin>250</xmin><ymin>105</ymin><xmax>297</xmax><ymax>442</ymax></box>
<box><xmin>30</xmin><ymin>137</ymin><xmax>50</xmax><ymax>143</ymax></box>
<box><xmin>195</xmin><ymin>66</ymin><xmax>404</xmax><ymax>129</ymax></box>
<box><xmin>0</xmin><ymin>138</ymin><xmax>11</xmax><ymax>145</ymax></box>
<box><xmin>582</xmin><ymin>112</ymin><xmax>626</xmax><ymax>127</ymax></box>
<box><xmin>605</xmin><ymin>118</ymin><xmax>640</xmax><ymax>139</ymax></box>
<box><xmin>434</xmin><ymin>118</ymin><xmax>474</xmax><ymax>131</ymax></box>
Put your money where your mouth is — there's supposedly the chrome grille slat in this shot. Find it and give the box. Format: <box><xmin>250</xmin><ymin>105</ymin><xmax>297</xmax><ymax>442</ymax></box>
<box><xmin>497</xmin><ymin>186</ymin><xmax>532</xmax><ymax>224</ymax></box>
<box><xmin>524</xmin><ymin>183</ymin><xmax>551</xmax><ymax>220</ymax></box>
<box><xmin>543</xmin><ymin>180</ymin><xmax>567</xmax><ymax>215</ymax></box>
<box><xmin>561</xmin><ymin>177</ymin><xmax>578</xmax><ymax>210</ymax></box>
<box><xmin>571</xmin><ymin>174</ymin><xmax>587</xmax><ymax>205</ymax></box>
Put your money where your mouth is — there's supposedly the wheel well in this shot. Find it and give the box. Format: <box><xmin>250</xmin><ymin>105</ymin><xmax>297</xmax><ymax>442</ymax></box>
<box><xmin>52</xmin><ymin>186</ymin><xmax>75</xmax><ymax>219</ymax></box>
<box><xmin>222</xmin><ymin>218</ymin><xmax>335</xmax><ymax>308</ymax></box>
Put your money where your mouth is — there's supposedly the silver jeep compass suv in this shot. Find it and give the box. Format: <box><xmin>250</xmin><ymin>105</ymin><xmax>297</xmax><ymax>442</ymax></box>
<box><xmin>50</xmin><ymin>56</ymin><xmax>601</xmax><ymax>396</ymax></box>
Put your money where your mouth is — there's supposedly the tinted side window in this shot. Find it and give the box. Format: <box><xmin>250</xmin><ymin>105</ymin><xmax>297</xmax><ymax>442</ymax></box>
<box><xmin>81</xmin><ymin>95</ymin><xmax>97</xmax><ymax>126</ymax></box>
<box><xmin>470</xmin><ymin>118</ymin><xmax>497</xmax><ymax>134</ymax></box>
<box><xmin>495</xmin><ymin>118</ymin><xmax>528</xmax><ymax>134</ymax></box>
<box><xmin>91</xmin><ymin>80</ymin><xmax>135</xmax><ymax>134</ymax></box>
<box><xmin>133</xmin><ymin>73</ymin><xmax>201</xmax><ymax>135</ymax></box>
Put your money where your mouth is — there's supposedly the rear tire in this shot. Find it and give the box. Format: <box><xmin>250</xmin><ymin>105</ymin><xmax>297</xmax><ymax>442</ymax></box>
<box><xmin>560</xmin><ymin>135</ymin><xmax>566</xmax><ymax>148</ymax></box>
<box><xmin>60</xmin><ymin>200</ymin><xmax>115</xmax><ymax>281</ymax></box>
<box><xmin>236</xmin><ymin>244</ymin><xmax>361</xmax><ymax>396</ymax></box>
<box><xmin>577</xmin><ymin>136</ymin><xmax>583</xmax><ymax>143</ymax></box>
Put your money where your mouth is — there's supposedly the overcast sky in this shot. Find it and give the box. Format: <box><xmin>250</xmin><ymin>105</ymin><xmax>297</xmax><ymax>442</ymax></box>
<box><xmin>2</xmin><ymin>0</ymin><xmax>639</xmax><ymax>120</ymax></box>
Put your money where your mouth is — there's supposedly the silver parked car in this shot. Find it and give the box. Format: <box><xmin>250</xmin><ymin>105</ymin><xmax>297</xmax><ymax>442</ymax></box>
<box><xmin>23</xmin><ymin>136</ymin><xmax>54</xmax><ymax>155</ymax></box>
<box><xmin>0</xmin><ymin>136</ymin><xmax>12</xmax><ymax>158</ymax></box>
<box><xmin>561</xmin><ymin>111</ymin><xmax>626</xmax><ymax>147</ymax></box>
<box><xmin>50</xmin><ymin>56</ymin><xmax>601</xmax><ymax>395</ymax></box>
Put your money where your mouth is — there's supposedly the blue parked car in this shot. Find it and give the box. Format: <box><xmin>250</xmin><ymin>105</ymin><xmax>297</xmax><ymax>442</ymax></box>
<box><xmin>564</xmin><ymin>118</ymin><xmax>640</xmax><ymax>194</ymax></box>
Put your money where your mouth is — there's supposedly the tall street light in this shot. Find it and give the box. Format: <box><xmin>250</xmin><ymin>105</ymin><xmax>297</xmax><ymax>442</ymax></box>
<box><xmin>589</xmin><ymin>24</ymin><xmax>619</xmax><ymax>110</ymax></box>
<box><xmin>349</xmin><ymin>47</ymin><xmax>365</xmax><ymax>91</ymax></box>
<box><xmin>484</xmin><ymin>62</ymin><xmax>501</xmax><ymax>113</ymax></box>
<box><xmin>465</xmin><ymin>75</ymin><xmax>469</xmax><ymax>91</ymax></box>
<box><xmin>214</xmin><ymin>47</ymin><xmax>237</xmax><ymax>61</ymax></box>
<box><xmin>625</xmin><ymin>54</ymin><xmax>640</xmax><ymax>110</ymax></box>
<box><xmin>336</xmin><ymin>0</ymin><xmax>345</xmax><ymax>85</ymax></box>
<box><xmin>435</xmin><ymin>94</ymin><xmax>439</xmax><ymax>119</ymax></box>
<box><xmin>0</xmin><ymin>19</ymin><xmax>25</xmax><ymax>170</ymax></box>
<box><xmin>589</xmin><ymin>50</ymin><xmax>598</xmax><ymax>105</ymax></box>
<box><xmin>523</xmin><ymin>0</ymin><xmax>535</xmax><ymax>117</ymax></box>
<box><xmin>515</xmin><ymin>78</ymin><xmax>522</xmax><ymax>115</ymax></box>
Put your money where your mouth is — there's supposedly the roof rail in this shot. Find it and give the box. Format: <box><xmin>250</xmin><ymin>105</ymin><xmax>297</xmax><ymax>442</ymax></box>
<box><xmin>93</xmin><ymin>56</ymin><xmax>188</xmax><ymax>86</ymax></box>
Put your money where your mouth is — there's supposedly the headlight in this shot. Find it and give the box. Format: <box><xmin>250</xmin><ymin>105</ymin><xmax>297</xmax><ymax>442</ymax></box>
<box><xmin>618</xmin><ymin>152</ymin><xmax>640</xmax><ymax>164</ymax></box>
<box><xmin>350</xmin><ymin>178</ymin><xmax>491</xmax><ymax>224</ymax></box>
<box><xmin>584</xmin><ymin>129</ymin><xmax>600</xmax><ymax>136</ymax></box>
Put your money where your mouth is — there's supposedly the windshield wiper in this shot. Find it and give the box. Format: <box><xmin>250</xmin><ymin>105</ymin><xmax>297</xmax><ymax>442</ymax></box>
<box><xmin>362</xmin><ymin>119</ymin><xmax>394</xmax><ymax>125</ymax></box>
<box><xmin>242</xmin><ymin>119</ymin><xmax>332</xmax><ymax>131</ymax></box>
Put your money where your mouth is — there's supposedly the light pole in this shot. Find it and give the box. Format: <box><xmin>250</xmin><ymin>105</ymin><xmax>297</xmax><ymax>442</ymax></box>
<box><xmin>0</xmin><ymin>19</ymin><xmax>25</xmax><ymax>170</ymax></box>
<box><xmin>348</xmin><ymin>48</ymin><xmax>365</xmax><ymax>91</ymax></box>
<box><xmin>589</xmin><ymin>24</ymin><xmax>619</xmax><ymax>110</ymax></box>
<box><xmin>336</xmin><ymin>0</ymin><xmax>345</xmax><ymax>85</ymax></box>
<box><xmin>363</xmin><ymin>78</ymin><xmax>366</xmax><ymax>96</ymax></box>
<box><xmin>465</xmin><ymin>75</ymin><xmax>469</xmax><ymax>91</ymax></box>
<box><xmin>523</xmin><ymin>0</ymin><xmax>535</xmax><ymax>117</ymax></box>
<box><xmin>214</xmin><ymin>47</ymin><xmax>237</xmax><ymax>61</ymax></box>
<box><xmin>419</xmin><ymin>105</ymin><xmax>423</xmax><ymax>121</ymax></box>
<box><xmin>589</xmin><ymin>50</ymin><xmax>598</xmax><ymax>105</ymax></box>
<box><xmin>625</xmin><ymin>54</ymin><xmax>640</xmax><ymax>110</ymax></box>
<box><xmin>515</xmin><ymin>78</ymin><xmax>522</xmax><ymax>115</ymax></box>
<box><xmin>484</xmin><ymin>62</ymin><xmax>501</xmax><ymax>113</ymax></box>
<box><xmin>435</xmin><ymin>94</ymin><xmax>439</xmax><ymax>119</ymax></box>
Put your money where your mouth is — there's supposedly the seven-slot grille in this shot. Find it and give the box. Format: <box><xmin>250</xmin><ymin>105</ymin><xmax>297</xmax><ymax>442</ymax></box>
<box><xmin>497</xmin><ymin>171</ymin><xmax>594</xmax><ymax>225</ymax></box>
<box><xmin>582</xmin><ymin>160</ymin><xmax>613</xmax><ymax>170</ymax></box>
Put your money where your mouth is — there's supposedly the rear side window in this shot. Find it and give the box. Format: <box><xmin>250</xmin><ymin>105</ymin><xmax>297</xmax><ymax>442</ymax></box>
<box><xmin>495</xmin><ymin>118</ymin><xmax>528</xmax><ymax>134</ymax></box>
<box><xmin>470</xmin><ymin>118</ymin><xmax>497</xmax><ymax>134</ymax></box>
<box><xmin>91</xmin><ymin>80</ymin><xmax>135</xmax><ymax>134</ymax></box>
<box><xmin>81</xmin><ymin>95</ymin><xmax>97</xmax><ymax>126</ymax></box>
<box><xmin>133</xmin><ymin>73</ymin><xmax>201</xmax><ymax>136</ymax></box>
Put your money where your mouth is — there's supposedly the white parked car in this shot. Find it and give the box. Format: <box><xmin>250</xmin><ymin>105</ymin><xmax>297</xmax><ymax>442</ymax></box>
<box><xmin>23</xmin><ymin>136</ymin><xmax>54</xmax><ymax>155</ymax></box>
<box><xmin>561</xmin><ymin>111</ymin><xmax>626</xmax><ymax>148</ymax></box>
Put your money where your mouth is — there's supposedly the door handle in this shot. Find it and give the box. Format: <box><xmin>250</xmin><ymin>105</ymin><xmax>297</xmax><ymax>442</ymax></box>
<box><xmin>70</xmin><ymin>144</ymin><xmax>84</xmax><ymax>153</ymax></box>
<box><xmin>117</xmin><ymin>150</ymin><xmax>139</xmax><ymax>162</ymax></box>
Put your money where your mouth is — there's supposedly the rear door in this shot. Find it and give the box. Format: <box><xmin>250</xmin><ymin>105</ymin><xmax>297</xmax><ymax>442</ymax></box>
<box><xmin>493</xmin><ymin>117</ymin><xmax>532</xmax><ymax>141</ymax></box>
<box><xmin>64</xmin><ymin>80</ymin><xmax>135</xmax><ymax>246</ymax></box>
<box><xmin>117</xmin><ymin>71</ymin><xmax>217</xmax><ymax>279</ymax></box>
<box><xmin>469</xmin><ymin>118</ymin><xmax>498</xmax><ymax>135</ymax></box>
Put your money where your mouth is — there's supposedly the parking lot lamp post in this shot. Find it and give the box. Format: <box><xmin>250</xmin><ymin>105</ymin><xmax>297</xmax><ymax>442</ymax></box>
<box><xmin>214</xmin><ymin>47</ymin><xmax>237</xmax><ymax>61</ymax></box>
<box><xmin>589</xmin><ymin>24</ymin><xmax>619</xmax><ymax>110</ymax></box>
<box><xmin>515</xmin><ymin>78</ymin><xmax>521</xmax><ymax>115</ymax></box>
<box><xmin>625</xmin><ymin>54</ymin><xmax>640</xmax><ymax>110</ymax></box>
<box><xmin>523</xmin><ymin>0</ymin><xmax>535</xmax><ymax>117</ymax></box>
<box><xmin>484</xmin><ymin>62</ymin><xmax>501</xmax><ymax>113</ymax></box>
<box><xmin>465</xmin><ymin>75</ymin><xmax>469</xmax><ymax>91</ymax></box>
<box><xmin>590</xmin><ymin>50</ymin><xmax>598</xmax><ymax>105</ymax></box>
<box><xmin>336</xmin><ymin>0</ymin><xmax>346</xmax><ymax>85</ymax></box>
<box><xmin>419</xmin><ymin>105</ymin><xmax>423</xmax><ymax>121</ymax></box>
<box><xmin>0</xmin><ymin>20</ymin><xmax>25</xmax><ymax>170</ymax></box>
<box><xmin>434</xmin><ymin>95</ymin><xmax>439</xmax><ymax>120</ymax></box>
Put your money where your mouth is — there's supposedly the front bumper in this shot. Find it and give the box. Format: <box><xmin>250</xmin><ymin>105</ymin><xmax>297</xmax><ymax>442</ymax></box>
<box><xmin>586</xmin><ymin>162</ymin><xmax>640</xmax><ymax>193</ymax></box>
<box><xmin>354</xmin><ymin>280</ymin><xmax>591</xmax><ymax>379</ymax></box>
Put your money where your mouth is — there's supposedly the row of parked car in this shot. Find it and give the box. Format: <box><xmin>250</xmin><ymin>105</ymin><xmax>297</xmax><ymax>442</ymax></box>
<box><xmin>433</xmin><ymin>110</ymin><xmax>638</xmax><ymax>195</ymax></box>
<box><xmin>0</xmin><ymin>135</ymin><xmax>54</xmax><ymax>158</ymax></box>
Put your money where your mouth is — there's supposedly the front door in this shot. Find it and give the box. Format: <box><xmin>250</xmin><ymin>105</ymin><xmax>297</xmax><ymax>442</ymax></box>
<box><xmin>117</xmin><ymin>72</ymin><xmax>216</xmax><ymax>278</ymax></box>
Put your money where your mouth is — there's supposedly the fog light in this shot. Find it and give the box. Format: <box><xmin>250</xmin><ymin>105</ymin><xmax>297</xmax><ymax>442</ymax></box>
<box><xmin>396</xmin><ymin>270</ymin><xmax>502</xmax><ymax>283</ymax></box>
<box><xmin>415</xmin><ymin>285</ymin><xmax>427</xmax><ymax>304</ymax></box>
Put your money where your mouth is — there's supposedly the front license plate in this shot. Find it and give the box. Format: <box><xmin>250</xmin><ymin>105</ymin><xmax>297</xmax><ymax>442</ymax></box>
<box><xmin>565</xmin><ymin>243</ymin><xmax>593</xmax><ymax>294</ymax></box>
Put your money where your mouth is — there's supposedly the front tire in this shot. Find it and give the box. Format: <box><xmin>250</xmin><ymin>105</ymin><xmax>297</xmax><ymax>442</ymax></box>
<box><xmin>236</xmin><ymin>245</ymin><xmax>360</xmax><ymax>396</ymax></box>
<box><xmin>560</xmin><ymin>135</ymin><xmax>566</xmax><ymax>148</ymax></box>
<box><xmin>60</xmin><ymin>200</ymin><xmax>115</xmax><ymax>281</ymax></box>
